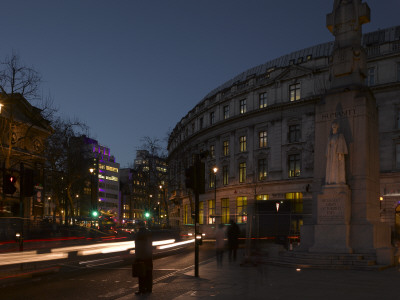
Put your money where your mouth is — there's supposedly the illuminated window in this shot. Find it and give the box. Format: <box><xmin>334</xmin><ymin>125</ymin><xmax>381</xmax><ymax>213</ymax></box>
<box><xmin>258</xmin><ymin>159</ymin><xmax>267</xmax><ymax>180</ymax></box>
<box><xmin>240</xmin><ymin>99</ymin><xmax>246</xmax><ymax>114</ymax></box>
<box><xmin>256</xmin><ymin>194</ymin><xmax>269</xmax><ymax>201</ymax></box>
<box><xmin>289</xmin><ymin>83</ymin><xmax>301</xmax><ymax>101</ymax></box>
<box><xmin>223</xmin><ymin>140</ymin><xmax>229</xmax><ymax>156</ymax></box>
<box><xmin>288</xmin><ymin>154</ymin><xmax>301</xmax><ymax>178</ymax></box>
<box><xmin>259</xmin><ymin>131</ymin><xmax>267</xmax><ymax>148</ymax></box>
<box><xmin>239</xmin><ymin>162</ymin><xmax>246</xmax><ymax>183</ymax></box>
<box><xmin>286</xmin><ymin>192</ymin><xmax>303</xmax><ymax>213</ymax></box>
<box><xmin>199</xmin><ymin>202</ymin><xmax>204</xmax><ymax>225</ymax></box>
<box><xmin>288</xmin><ymin>124</ymin><xmax>301</xmax><ymax>143</ymax></box>
<box><xmin>223</xmin><ymin>105</ymin><xmax>230</xmax><ymax>119</ymax></box>
<box><xmin>210</xmin><ymin>144</ymin><xmax>215</xmax><ymax>158</ymax></box>
<box><xmin>106</xmin><ymin>176</ymin><xmax>118</xmax><ymax>182</ymax></box>
<box><xmin>221</xmin><ymin>198</ymin><xmax>229</xmax><ymax>224</ymax></box>
<box><xmin>223</xmin><ymin>166</ymin><xmax>229</xmax><ymax>185</ymax></box>
<box><xmin>259</xmin><ymin>92</ymin><xmax>267</xmax><ymax>108</ymax></box>
<box><xmin>209</xmin><ymin>169</ymin><xmax>215</xmax><ymax>188</ymax></box>
<box><xmin>208</xmin><ymin>199</ymin><xmax>215</xmax><ymax>224</ymax></box>
<box><xmin>106</xmin><ymin>166</ymin><xmax>118</xmax><ymax>173</ymax></box>
<box><xmin>239</xmin><ymin>136</ymin><xmax>247</xmax><ymax>152</ymax></box>
<box><xmin>236</xmin><ymin>197</ymin><xmax>247</xmax><ymax>224</ymax></box>
<box><xmin>184</xmin><ymin>204</ymin><xmax>190</xmax><ymax>224</ymax></box>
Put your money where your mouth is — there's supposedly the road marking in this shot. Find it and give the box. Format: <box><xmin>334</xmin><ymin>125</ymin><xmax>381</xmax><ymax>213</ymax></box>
<box><xmin>86</xmin><ymin>260</ymin><xmax>124</xmax><ymax>268</ymax></box>
<box><xmin>98</xmin><ymin>287</ymin><xmax>132</xmax><ymax>298</ymax></box>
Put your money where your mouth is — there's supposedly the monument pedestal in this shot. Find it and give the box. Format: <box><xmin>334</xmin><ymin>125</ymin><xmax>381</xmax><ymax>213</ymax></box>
<box><xmin>296</xmin><ymin>0</ymin><xmax>394</xmax><ymax>267</ymax></box>
<box><xmin>310</xmin><ymin>184</ymin><xmax>353</xmax><ymax>253</ymax></box>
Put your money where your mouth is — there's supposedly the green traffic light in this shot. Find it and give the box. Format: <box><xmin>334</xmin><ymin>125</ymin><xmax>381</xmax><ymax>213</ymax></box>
<box><xmin>92</xmin><ymin>211</ymin><xmax>99</xmax><ymax>217</ymax></box>
<box><xmin>145</xmin><ymin>212</ymin><xmax>150</xmax><ymax>218</ymax></box>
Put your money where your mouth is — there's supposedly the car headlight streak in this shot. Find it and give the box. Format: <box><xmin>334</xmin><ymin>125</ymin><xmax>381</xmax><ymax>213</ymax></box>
<box><xmin>0</xmin><ymin>238</ymin><xmax>189</xmax><ymax>266</ymax></box>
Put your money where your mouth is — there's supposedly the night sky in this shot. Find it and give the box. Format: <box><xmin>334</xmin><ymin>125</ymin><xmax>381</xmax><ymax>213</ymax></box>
<box><xmin>1</xmin><ymin>0</ymin><xmax>399</xmax><ymax>167</ymax></box>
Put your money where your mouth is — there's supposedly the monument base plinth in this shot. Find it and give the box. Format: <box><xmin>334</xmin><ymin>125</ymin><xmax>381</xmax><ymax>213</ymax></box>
<box><xmin>309</xmin><ymin>224</ymin><xmax>353</xmax><ymax>253</ymax></box>
<box><xmin>310</xmin><ymin>184</ymin><xmax>352</xmax><ymax>253</ymax></box>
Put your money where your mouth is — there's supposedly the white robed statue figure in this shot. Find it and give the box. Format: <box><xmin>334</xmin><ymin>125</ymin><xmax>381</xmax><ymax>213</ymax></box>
<box><xmin>325</xmin><ymin>121</ymin><xmax>348</xmax><ymax>184</ymax></box>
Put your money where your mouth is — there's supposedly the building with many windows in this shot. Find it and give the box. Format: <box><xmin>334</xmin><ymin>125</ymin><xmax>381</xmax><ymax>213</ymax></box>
<box><xmin>83</xmin><ymin>136</ymin><xmax>120</xmax><ymax>220</ymax></box>
<box><xmin>167</xmin><ymin>25</ymin><xmax>400</xmax><ymax>238</ymax></box>
<box><xmin>120</xmin><ymin>150</ymin><xmax>167</xmax><ymax>225</ymax></box>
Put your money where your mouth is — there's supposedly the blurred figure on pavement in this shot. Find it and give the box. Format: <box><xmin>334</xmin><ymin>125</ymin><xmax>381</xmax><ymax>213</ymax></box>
<box><xmin>227</xmin><ymin>219</ymin><xmax>240</xmax><ymax>262</ymax></box>
<box><xmin>134</xmin><ymin>221</ymin><xmax>153</xmax><ymax>295</ymax></box>
<box><xmin>215</xmin><ymin>223</ymin><xmax>225</xmax><ymax>268</ymax></box>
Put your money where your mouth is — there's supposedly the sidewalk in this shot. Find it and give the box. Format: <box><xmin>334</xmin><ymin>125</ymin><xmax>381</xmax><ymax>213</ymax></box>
<box><xmin>119</xmin><ymin>248</ymin><xmax>400</xmax><ymax>300</ymax></box>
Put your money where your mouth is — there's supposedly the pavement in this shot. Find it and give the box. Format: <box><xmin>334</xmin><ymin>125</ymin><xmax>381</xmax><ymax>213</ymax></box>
<box><xmin>116</xmin><ymin>247</ymin><xmax>400</xmax><ymax>300</ymax></box>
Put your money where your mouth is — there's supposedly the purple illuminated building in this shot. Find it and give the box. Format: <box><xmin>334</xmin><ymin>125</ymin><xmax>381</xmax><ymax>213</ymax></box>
<box><xmin>83</xmin><ymin>136</ymin><xmax>120</xmax><ymax>221</ymax></box>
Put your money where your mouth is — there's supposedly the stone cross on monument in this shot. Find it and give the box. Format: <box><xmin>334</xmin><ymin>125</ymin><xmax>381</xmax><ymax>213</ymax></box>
<box><xmin>299</xmin><ymin>0</ymin><xmax>394</xmax><ymax>265</ymax></box>
<box><xmin>327</xmin><ymin>0</ymin><xmax>370</xmax><ymax>88</ymax></box>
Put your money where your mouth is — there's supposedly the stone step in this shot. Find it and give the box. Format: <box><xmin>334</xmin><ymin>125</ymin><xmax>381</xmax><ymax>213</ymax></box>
<box><xmin>277</xmin><ymin>256</ymin><xmax>376</xmax><ymax>266</ymax></box>
<box><xmin>271</xmin><ymin>251</ymin><xmax>379</xmax><ymax>268</ymax></box>
<box><xmin>283</xmin><ymin>251</ymin><xmax>376</xmax><ymax>261</ymax></box>
<box><xmin>263</xmin><ymin>258</ymin><xmax>388</xmax><ymax>271</ymax></box>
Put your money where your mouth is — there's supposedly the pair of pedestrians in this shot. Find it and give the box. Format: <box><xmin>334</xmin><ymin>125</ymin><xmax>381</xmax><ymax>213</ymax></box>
<box><xmin>215</xmin><ymin>220</ymin><xmax>240</xmax><ymax>267</ymax></box>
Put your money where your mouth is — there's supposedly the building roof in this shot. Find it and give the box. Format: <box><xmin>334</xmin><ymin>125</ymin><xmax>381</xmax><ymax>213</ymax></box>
<box><xmin>202</xmin><ymin>25</ymin><xmax>400</xmax><ymax>101</ymax></box>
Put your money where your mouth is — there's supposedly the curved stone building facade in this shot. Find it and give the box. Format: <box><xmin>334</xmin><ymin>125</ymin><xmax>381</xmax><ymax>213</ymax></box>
<box><xmin>168</xmin><ymin>25</ymin><xmax>400</xmax><ymax>238</ymax></box>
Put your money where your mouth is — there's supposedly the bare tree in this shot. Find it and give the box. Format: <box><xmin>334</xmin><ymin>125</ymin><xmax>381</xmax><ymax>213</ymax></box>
<box><xmin>136</xmin><ymin>136</ymin><xmax>168</xmax><ymax>225</ymax></box>
<box><xmin>0</xmin><ymin>52</ymin><xmax>41</xmax><ymax>100</ymax></box>
<box><xmin>44</xmin><ymin>117</ymin><xmax>88</xmax><ymax>222</ymax></box>
<box><xmin>0</xmin><ymin>52</ymin><xmax>51</xmax><ymax>170</ymax></box>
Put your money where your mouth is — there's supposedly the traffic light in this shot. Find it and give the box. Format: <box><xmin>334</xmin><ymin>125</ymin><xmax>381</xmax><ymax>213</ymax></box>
<box><xmin>185</xmin><ymin>166</ymin><xmax>195</xmax><ymax>190</ymax></box>
<box><xmin>22</xmin><ymin>169</ymin><xmax>34</xmax><ymax>197</ymax></box>
<box><xmin>91</xmin><ymin>210</ymin><xmax>99</xmax><ymax>218</ymax></box>
<box><xmin>197</xmin><ymin>162</ymin><xmax>205</xmax><ymax>195</ymax></box>
<box><xmin>144</xmin><ymin>211</ymin><xmax>150</xmax><ymax>219</ymax></box>
<box><xmin>3</xmin><ymin>174</ymin><xmax>17</xmax><ymax>195</ymax></box>
<box><xmin>185</xmin><ymin>163</ymin><xmax>205</xmax><ymax>194</ymax></box>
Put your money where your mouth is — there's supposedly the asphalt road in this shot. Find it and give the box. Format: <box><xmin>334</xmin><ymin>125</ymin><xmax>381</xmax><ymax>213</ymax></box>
<box><xmin>0</xmin><ymin>243</ymin><xmax>216</xmax><ymax>300</ymax></box>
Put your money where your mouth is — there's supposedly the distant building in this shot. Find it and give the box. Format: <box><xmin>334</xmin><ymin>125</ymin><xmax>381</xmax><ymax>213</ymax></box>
<box><xmin>82</xmin><ymin>136</ymin><xmax>120</xmax><ymax>219</ymax></box>
<box><xmin>120</xmin><ymin>150</ymin><xmax>167</xmax><ymax>225</ymax></box>
<box><xmin>168</xmin><ymin>25</ymin><xmax>400</xmax><ymax>238</ymax></box>
<box><xmin>120</xmin><ymin>168</ymin><xmax>145</xmax><ymax>222</ymax></box>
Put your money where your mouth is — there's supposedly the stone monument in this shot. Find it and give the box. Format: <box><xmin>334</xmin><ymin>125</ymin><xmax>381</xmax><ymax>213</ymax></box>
<box><xmin>300</xmin><ymin>0</ymin><xmax>393</xmax><ymax>264</ymax></box>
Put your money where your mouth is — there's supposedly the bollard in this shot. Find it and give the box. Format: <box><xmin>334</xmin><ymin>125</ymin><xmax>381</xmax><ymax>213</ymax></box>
<box><xmin>15</xmin><ymin>233</ymin><xmax>24</xmax><ymax>251</ymax></box>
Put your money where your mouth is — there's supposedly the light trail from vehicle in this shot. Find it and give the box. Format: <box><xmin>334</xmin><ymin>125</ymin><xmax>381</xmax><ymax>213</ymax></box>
<box><xmin>0</xmin><ymin>238</ymin><xmax>194</xmax><ymax>266</ymax></box>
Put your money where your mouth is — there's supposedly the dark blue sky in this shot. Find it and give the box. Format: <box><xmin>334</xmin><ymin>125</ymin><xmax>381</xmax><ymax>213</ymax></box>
<box><xmin>1</xmin><ymin>0</ymin><xmax>399</xmax><ymax>167</ymax></box>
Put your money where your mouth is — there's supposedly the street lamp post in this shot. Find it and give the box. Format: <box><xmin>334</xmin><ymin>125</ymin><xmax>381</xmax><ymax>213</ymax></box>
<box><xmin>89</xmin><ymin>168</ymin><xmax>96</xmax><ymax>226</ymax></box>
<box><xmin>159</xmin><ymin>185</ymin><xmax>165</xmax><ymax>226</ymax></box>
<box><xmin>275</xmin><ymin>201</ymin><xmax>280</xmax><ymax>243</ymax></box>
<box><xmin>213</xmin><ymin>167</ymin><xmax>218</xmax><ymax>224</ymax></box>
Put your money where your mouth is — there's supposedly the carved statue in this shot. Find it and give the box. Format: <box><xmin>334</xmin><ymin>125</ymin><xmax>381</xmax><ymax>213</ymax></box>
<box><xmin>326</xmin><ymin>121</ymin><xmax>348</xmax><ymax>184</ymax></box>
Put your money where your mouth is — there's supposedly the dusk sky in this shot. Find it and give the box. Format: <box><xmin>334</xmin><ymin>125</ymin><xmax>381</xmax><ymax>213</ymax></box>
<box><xmin>1</xmin><ymin>0</ymin><xmax>399</xmax><ymax>168</ymax></box>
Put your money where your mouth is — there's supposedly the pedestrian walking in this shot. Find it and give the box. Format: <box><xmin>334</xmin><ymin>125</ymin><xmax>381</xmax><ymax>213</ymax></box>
<box><xmin>133</xmin><ymin>221</ymin><xmax>153</xmax><ymax>295</ymax></box>
<box><xmin>215</xmin><ymin>223</ymin><xmax>225</xmax><ymax>267</ymax></box>
<box><xmin>227</xmin><ymin>219</ymin><xmax>240</xmax><ymax>262</ymax></box>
